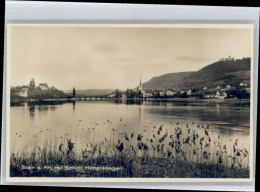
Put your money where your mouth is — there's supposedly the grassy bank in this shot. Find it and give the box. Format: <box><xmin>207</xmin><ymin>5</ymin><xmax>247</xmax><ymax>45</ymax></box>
<box><xmin>10</xmin><ymin>120</ymin><xmax>250</xmax><ymax>178</ymax></box>
<box><xmin>10</xmin><ymin>155</ymin><xmax>249</xmax><ymax>178</ymax></box>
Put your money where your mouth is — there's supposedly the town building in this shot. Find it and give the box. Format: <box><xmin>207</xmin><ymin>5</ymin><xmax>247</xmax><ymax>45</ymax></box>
<box><xmin>159</xmin><ymin>91</ymin><xmax>165</xmax><ymax>97</ymax></box>
<box><xmin>226</xmin><ymin>85</ymin><xmax>231</xmax><ymax>90</ymax></box>
<box><xmin>215</xmin><ymin>91</ymin><xmax>220</xmax><ymax>98</ymax></box>
<box><xmin>108</xmin><ymin>94</ymin><xmax>115</xmax><ymax>98</ymax></box>
<box><xmin>226</xmin><ymin>56</ymin><xmax>234</xmax><ymax>61</ymax></box>
<box><xmin>18</xmin><ymin>87</ymin><xmax>29</xmax><ymax>97</ymax></box>
<box><xmin>121</xmin><ymin>92</ymin><xmax>127</xmax><ymax>100</ymax></box>
<box><xmin>239</xmin><ymin>82</ymin><xmax>247</xmax><ymax>87</ymax></box>
<box><xmin>143</xmin><ymin>90</ymin><xmax>153</xmax><ymax>98</ymax></box>
<box><xmin>204</xmin><ymin>90</ymin><xmax>215</xmax><ymax>98</ymax></box>
<box><xmin>138</xmin><ymin>77</ymin><xmax>142</xmax><ymax>91</ymax></box>
<box><xmin>219</xmin><ymin>56</ymin><xmax>234</xmax><ymax>61</ymax></box>
<box><xmin>205</xmin><ymin>94</ymin><xmax>214</xmax><ymax>99</ymax></box>
<box><xmin>137</xmin><ymin>76</ymin><xmax>148</xmax><ymax>98</ymax></box>
<box><xmin>186</xmin><ymin>89</ymin><xmax>192</xmax><ymax>95</ymax></box>
<box><xmin>222</xmin><ymin>92</ymin><xmax>227</xmax><ymax>98</ymax></box>
<box><xmin>215</xmin><ymin>91</ymin><xmax>227</xmax><ymax>99</ymax></box>
<box><xmin>166</xmin><ymin>89</ymin><xmax>176</xmax><ymax>97</ymax></box>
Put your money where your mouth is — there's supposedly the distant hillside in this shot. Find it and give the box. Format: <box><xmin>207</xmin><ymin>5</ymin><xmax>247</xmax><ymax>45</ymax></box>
<box><xmin>189</xmin><ymin>58</ymin><xmax>250</xmax><ymax>80</ymax></box>
<box><xmin>142</xmin><ymin>58</ymin><xmax>251</xmax><ymax>90</ymax></box>
<box><xmin>64</xmin><ymin>89</ymin><xmax>114</xmax><ymax>96</ymax></box>
<box><xmin>181</xmin><ymin>70</ymin><xmax>250</xmax><ymax>90</ymax></box>
<box><xmin>142</xmin><ymin>72</ymin><xmax>194</xmax><ymax>90</ymax></box>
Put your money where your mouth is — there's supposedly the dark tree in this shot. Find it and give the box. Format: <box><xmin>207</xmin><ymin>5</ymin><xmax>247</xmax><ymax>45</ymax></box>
<box><xmin>126</xmin><ymin>89</ymin><xmax>135</xmax><ymax>98</ymax></box>
<box><xmin>73</xmin><ymin>87</ymin><xmax>76</xmax><ymax>97</ymax></box>
<box><xmin>180</xmin><ymin>92</ymin><xmax>188</xmax><ymax>98</ymax></box>
<box><xmin>28</xmin><ymin>87</ymin><xmax>41</xmax><ymax>98</ymax></box>
<box><xmin>10</xmin><ymin>86</ymin><xmax>20</xmax><ymax>97</ymax></box>
<box><xmin>115</xmin><ymin>89</ymin><xmax>121</xmax><ymax>98</ymax></box>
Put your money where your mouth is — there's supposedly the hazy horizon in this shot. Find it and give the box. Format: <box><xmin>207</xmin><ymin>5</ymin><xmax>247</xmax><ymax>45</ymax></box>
<box><xmin>9</xmin><ymin>25</ymin><xmax>252</xmax><ymax>90</ymax></box>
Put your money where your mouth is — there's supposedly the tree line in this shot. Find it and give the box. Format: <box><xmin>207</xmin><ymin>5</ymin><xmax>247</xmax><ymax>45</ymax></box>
<box><xmin>11</xmin><ymin>79</ymin><xmax>67</xmax><ymax>99</ymax></box>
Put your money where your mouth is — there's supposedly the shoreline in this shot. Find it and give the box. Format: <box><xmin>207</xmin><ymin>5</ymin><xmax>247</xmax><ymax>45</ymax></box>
<box><xmin>10</xmin><ymin>97</ymin><xmax>250</xmax><ymax>104</ymax></box>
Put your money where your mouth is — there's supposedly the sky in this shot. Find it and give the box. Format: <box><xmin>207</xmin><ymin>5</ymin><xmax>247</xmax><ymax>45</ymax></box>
<box><xmin>9</xmin><ymin>25</ymin><xmax>252</xmax><ymax>90</ymax></box>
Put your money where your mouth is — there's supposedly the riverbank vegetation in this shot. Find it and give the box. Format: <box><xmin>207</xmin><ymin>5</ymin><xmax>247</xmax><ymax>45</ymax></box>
<box><xmin>10</xmin><ymin>119</ymin><xmax>250</xmax><ymax>178</ymax></box>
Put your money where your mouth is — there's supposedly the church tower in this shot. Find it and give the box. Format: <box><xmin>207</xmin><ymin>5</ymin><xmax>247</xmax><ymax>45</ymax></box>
<box><xmin>138</xmin><ymin>76</ymin><xmax>142</xmax><ymax>91</ymax></box>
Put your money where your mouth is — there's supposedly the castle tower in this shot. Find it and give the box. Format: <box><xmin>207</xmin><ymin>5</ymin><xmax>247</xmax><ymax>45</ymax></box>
<box><xmin>29</xmin><ymin>78</ymin><xmax>35</xmax><ymax>88</ymax></box>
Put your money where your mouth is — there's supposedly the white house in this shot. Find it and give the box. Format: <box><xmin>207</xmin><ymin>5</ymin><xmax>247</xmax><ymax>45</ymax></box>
<box><xmin>186</xmin><ymin>89</ymin><xmax>192</xmax><ymax>95</ymax></box>
<box><xmin>205</xmin><ymin>95</ymin><xmax>214</xmax><ymax>99</ymax></box>
<box><xmin>18</xmin><ymin>87</ymin><xmax>28</xmax><ymax>97</ymax></box>
<box><xmin>239</xmin><ymin>82</ymin><xmax>247</xmax><ymax>87</ymax></box>
<box><xmin>108</xmin><ymin>94</ymin><xmax>115</xmax><ymax>98</ymax></box>
<box><xmin>215</xmin><ymin>91</ymin><xmax>227</xmax><ymax>99</ymax></box>
<box><xmin>121</xmin><ymin>92</ymin><xmax>127</xmax><ymax>100</ymax></box>
<box><xmin>166</xmin><ymin>89</ymin><xmax>175</xmax><ymax>97</ymax></box>
<box><xmin>159</xmin><ymin>91</ymin><xmax>165</xmax><ymax>97</ymax></box>
<box><xmin>245</xmin><ymin>88</ymin><xmax>250</xmax><ymax>93</ymax></box>
<box><xmin>143</xmin><ymin>91</ymin><xmax>153</xmax><ymax>98</ymax></box>
<box><xmin>215</xmin><ymin>91</ymin><xmax>220</xmax><ymax>98</ymax></box>
<box><xmin>226</xmin><ymin>85</ymin><xmax>231</xmax><ymax>90</ymax></box>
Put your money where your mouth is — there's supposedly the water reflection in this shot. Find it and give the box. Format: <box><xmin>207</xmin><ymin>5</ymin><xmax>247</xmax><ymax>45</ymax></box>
<box><xmin>10</xmin><ymin>100</ymin><xmax>250</xmax><ymax>152</ymax></box>
<box><xmin>10</xmin><ymin>102</ymin><xmax>26</xmax><ymax>107</ymax></box>
<box><xmin>27</xmin><ymin>103</ymin><xmax>35</xmax><ymax>119</ymax></box>
<box><xmin>72</xmin><ymin>101</ymin><xmax>76</xmax><ymax>111</ymax></box>
<box><xmin>38</xmin><ymin>105</ymin><xmax>49</xmax><ymax>112</ymax></box>
<box><xmin>21</xmin><ymin>101</ymin><xmax>70</xmax><ymax>119</ymax></box>
<box><xmin>50</xmin><ymin>105</ymin><xmax>56</xmax><ymax>111</ymax></box>
<box><xmin>12</xmin><ymin>100</ymin><xmax>250</xmax><ymax>129</ymax></box>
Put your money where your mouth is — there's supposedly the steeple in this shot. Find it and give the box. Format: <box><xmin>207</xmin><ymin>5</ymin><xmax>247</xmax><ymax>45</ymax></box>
<box><xmin>138</xmin><ymin>76</ymin><xmax>142</xmax><ymax>91</ymax></box>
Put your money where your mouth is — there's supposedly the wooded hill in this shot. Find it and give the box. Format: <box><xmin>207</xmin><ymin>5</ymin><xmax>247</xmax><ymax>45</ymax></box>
<box><xmin>142</xmin><ymin>58</ymin><xmax>250</xmax><ymax>91</ymax></box>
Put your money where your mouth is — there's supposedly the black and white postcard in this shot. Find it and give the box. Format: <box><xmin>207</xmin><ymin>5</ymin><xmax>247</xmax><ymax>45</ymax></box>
<box><xmin>5</xmin><ymin>24</ymin><xmax>254</xmax><ymax>182</ymax></box>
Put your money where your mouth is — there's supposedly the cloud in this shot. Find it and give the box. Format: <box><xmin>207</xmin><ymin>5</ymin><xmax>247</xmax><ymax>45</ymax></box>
<box><xmin>10</xmin><ymin>26</ymin><xmax>252</xmax><ymax>90</ymax></box>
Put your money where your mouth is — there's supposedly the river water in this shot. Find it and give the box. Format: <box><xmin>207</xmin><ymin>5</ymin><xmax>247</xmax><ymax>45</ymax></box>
<box><xmin>10</xmin><ymin>100</ymin><xmax>250</xmax><ymax>167</ymax></box>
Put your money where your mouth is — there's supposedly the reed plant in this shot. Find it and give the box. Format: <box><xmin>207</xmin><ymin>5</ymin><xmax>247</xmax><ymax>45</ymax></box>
<box><xmin>10</xmin><ymin>119</ymin><xmax>250</xmax><ymax>178</ymax></box>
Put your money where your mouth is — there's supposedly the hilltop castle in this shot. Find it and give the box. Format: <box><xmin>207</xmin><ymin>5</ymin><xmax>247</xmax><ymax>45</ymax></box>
<box><xmin>219</xmin><ymin>56</ymin><xmax>234</xmax><ymax>61</ymax></box>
